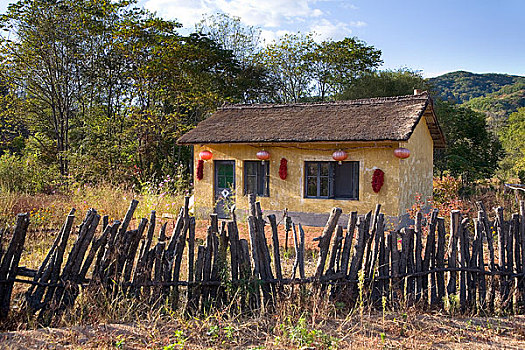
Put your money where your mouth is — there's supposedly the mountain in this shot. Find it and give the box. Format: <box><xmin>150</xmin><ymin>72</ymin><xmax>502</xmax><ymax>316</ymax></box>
<box><xmin>429</xmin><ymin>71</ymin><xmax>525</xmax><ymax>130</ymax></box>
<box><xmin>429</xmin><ymin>71</ymin><xmax>525</xmax><ymax>104</ymax></box>
<box><xmin>463</xmin><ymin>82</ymin><xmax>525</xmax><ymax>129</ymax></box>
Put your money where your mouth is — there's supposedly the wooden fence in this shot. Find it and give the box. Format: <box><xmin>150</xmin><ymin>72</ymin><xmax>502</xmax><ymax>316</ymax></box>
<box><xmin>1</xmin><ymin>194</ymin><xmax>525</xmax><ymax>325</ymax></box>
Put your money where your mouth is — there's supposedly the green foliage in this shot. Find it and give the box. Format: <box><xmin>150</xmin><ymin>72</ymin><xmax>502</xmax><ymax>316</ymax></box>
<box><xmin>309</xmin><ymin>37</ymin><xmax>382</xmax><ymax>100</ymax></box>
<box><xmin>429</xmin><ymin>70</ymin><xmax>525</xmax><ymax>104</ymax></box>
<box><xmin>499</xmin><ymin>108</ymin><xmax>525</xmax><ymax>178</ymax></box>
<box><xmin>256</xmin><ymin>33</ymin><xmax>381</xmax><ymax>102</ymax></box>
<box><xmin>0</xmin><ymin>152</ymin><xmax>58</xmax><ymax>193</ymax></box>
<box><xmin>341</xmin><ymin>68</ymin><xmax>429</xmax><ymax>100</ymax></box>
<box><xmin>279</xmin><ymin>316</ymin><xmax>339</xmax><ymax>349</ymax></box>
<box><xmin>434</xmin><ymin>101</ymin><xmax>504</xmax><ymax>182</ymax></box>
<box><xmin>430</xmin><ymin>71</ymin><xmax>525</xmax><ymax>180</ymax></box>
<box><xmin>256</xmin><ymin>33</ymin><xmax>317</xmax><ymax>103</ymax></box>
<box><xmin>196</xmin><ymin>13</ymin><xmax>261</xmax><ymax>66</ymax></box>
<box><xmin>0</xmin><ymin>0</ymin><xmax>271</xmax><ymax>190</ymax></box>
<box><xmin>163</xmin><ymin>330</ymin><xmax>187</xmax><ymax>349</ymax></box>
<box><xmin>463</xmin><ymin>82</ymin><xmax>525</xmax><ymax>130</ymax></box>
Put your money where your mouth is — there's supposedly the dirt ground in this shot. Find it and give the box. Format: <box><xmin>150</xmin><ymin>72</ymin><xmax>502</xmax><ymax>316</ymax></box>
<box><xmin>2</xmin><ymin>312</ymin><xmax>525</xmax><ymax>349</ymax></box>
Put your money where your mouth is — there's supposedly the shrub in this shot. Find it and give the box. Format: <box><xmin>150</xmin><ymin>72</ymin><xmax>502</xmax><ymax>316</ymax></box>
<box><xmin>0</xmin><ymin>153</ymin><xmax>58</xmax><ymax>193</ymax></box>
<box><xmin>433</xmin><ymin>175</ymin><xmax>471</xmax><ymax>217</ymax></box>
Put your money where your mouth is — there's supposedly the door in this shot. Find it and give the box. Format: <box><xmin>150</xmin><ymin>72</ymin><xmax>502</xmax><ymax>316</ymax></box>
<box><xmin>215</xmin><ymin>160</ymin><xmax>235</xmax><ymax>218</ymax></box>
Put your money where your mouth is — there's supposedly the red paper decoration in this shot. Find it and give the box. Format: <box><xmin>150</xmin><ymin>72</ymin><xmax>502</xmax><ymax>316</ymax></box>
<box><xmin>256</xmin><ymin>149</ymin><xmax>270</xmax><ymax>161</ymax></box>
<box><xmin>394</xmin><ymin>147</ymin><xmax>410</xmax><ymax>159</ymax></box>
<box><xmin>372</xmin><ymin>168</ymin><xmax>384</xmax><ymax>193</ymax></box>
<box><xmin>279</xmin><ymin>158</ymin><xmax>288</xmax><ymax>180</ymax></box>
<box><xmin>199</xmin><ymin>150</ymin><xmax>213</xmax><ymax>161</ymax></box>
<box><xmin>332</xmin><ymin>149</ymin><xmax>348</xmax><ymax>163</ymax></box>
<box><xmin>196</xmin><ymin>159</ymin><xmax>204</xmax><ymax>180</ymax></box>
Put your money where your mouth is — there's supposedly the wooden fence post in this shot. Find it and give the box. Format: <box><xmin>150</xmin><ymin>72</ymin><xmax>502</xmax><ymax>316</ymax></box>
<box><xmin>0</xmin><ymin>213</ymin><xmax>30</xmax><ymax>319</ymax></box>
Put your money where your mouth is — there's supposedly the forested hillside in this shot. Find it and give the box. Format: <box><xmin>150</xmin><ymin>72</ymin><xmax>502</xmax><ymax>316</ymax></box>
<box><xmin>429</xmin><ymin>71</ymin><xmax>525</xmax><ymax>103</ymax></box>
<box><xmin>463</xmin><ymin>82</ymin><xmax>525</xmax><ymax>130</ymax></box>
<box><xmin>430</xmin><ymin>71</ymin><xmax>525</xmax><ymax>177</ymax></box>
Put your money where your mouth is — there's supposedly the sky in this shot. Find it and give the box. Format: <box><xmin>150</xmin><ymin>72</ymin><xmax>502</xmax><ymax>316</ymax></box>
<box><xmin>1</xmin><ymin>0</ymin><xmax>524</xmax><ymax>78</ymax></box>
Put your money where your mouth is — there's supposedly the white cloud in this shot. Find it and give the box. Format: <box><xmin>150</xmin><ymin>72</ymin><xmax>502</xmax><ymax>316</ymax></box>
<box><xmin>144</xmin><ymin>0</ymin><xmax>213</xmax><ymax>27</ymax></box>
<box><xmin>144</xmin><ymin>0</ymin><xmax>325</xmax><ymax>28</ymax></box>
<box><xmin>309</xmin><ymin>19</ymin><xmax>354</xmax><ymax>41</ymax></box>
<box><xmin>349</xmin><ymin>20</ymin><xmax>366</xmax><ymax>27</ymax></box>
<box><xmin>142</xmin><ymin>0</ymin><xmax>365</xmax><ymax>42</ymax></box>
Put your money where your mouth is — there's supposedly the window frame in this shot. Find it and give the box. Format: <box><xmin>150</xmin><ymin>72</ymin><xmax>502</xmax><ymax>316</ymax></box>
<box><xmin>243</xmin><ymin>160</ymin><xmax>270</xmax><ymax>197</ymax></box>
<box><xmin>304</xmin><ymin>161</ymin><xmax>359</xmax><ymax>200</ymax></box>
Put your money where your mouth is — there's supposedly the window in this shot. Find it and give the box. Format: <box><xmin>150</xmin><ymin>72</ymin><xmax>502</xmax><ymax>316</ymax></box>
<box><xmin>244</xmin><ymin>161</ymin><xmax>269</xmax><ymax>197</ymax></box>
<box><xmin>305</xmin><ymin>161</ymin><xmax>359</xmax><ymax>199</ymax></box>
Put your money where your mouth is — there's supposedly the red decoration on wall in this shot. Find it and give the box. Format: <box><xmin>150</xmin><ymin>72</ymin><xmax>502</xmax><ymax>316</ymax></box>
<box><xmin>372</xmin><ymin>168</ymin><xmax>385</xmax><ymax>193</ymax></box>
<box><xmin>256</xmin><ymin>149</ymin><xmax>270</xmax><ymax>161</ymax></box>
<box><xmin>332</xmin><ymin>149</ymin><xmax>348</xmax><ymax>164</ymax></box>
<box><xmin>279</xmin><ymin>158</ymin><xmax>288</xmax><ymax>180</ymax></box>
<box><xmin>199</xmin><ymin>150</ymin><xmax>213</xmax><ymax>161</ymax></box>
<box><xmin>196</xmin><ymin>159</ymin><xmax>204</xmax><ymax>181</ymax></box>
<box><xmin>394</xmin><ymin>147</ymin><xmax>410</xmax><ymax>159</ymax></box>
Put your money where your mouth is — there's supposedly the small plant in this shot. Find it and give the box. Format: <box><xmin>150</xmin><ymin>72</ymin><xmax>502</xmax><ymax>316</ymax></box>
<box><xmin>380</xmin><ymin>332</ymin><xmax>386</xmax><ymax>344</ymax></box>
<box><xmin>207</xmin><ymin>325</ymin><xmax>220</xmax><ymax>339</ymax></box>
<box><xmin>223</xmin><ymin>325</ymin><xmax>236</xmax><ymax>340</ymax></box>
<box><xmin>445</xmin><ymin>294</ymin><xmax>460</xmax><ymax>314</ymax></box>
<box><xmin>162</xmin><ymin>330</ymin><xmax>187</xmax><ymax>350</ymax></box>
<box><xmin>114</xmin><ymin>335</ymin><xmax>125</xmax><ymax>348</ymax></box>
<box><xmin>279</xmin><ymin>316</ymin><xmax>339</xmax><ymax>350</ymax></box>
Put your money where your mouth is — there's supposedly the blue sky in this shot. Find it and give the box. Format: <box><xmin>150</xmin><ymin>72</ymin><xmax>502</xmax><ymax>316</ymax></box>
<box><xmin>1</xmin><ymin>0</ymin><xmax>524</xmax><ymax>77</ymax></box>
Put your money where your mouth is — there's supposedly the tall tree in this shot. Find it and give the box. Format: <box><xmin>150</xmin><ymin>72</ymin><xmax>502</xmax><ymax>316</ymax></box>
<box><xmin>0</xmin><ymin>0</ymin><xmax>150</xmax><ymax>176</ymax></box>
<box><xmin>311</xmin><ymin>37</ymin><xmax>382</xmax><ymax>100</ymax></box>
<box><xmin>195</xmin><ymin>13</ymin><xmax>261</xmax><ymax>66</ymax></box>
<box><xmin>255</xmin><ymin>32</ymin><xmax>316</xmax><ymax>103</ymax></box>
<box><xmin>256</xmin><ymin>33</ymin><xmax>382</xmax><ymax>102</ymax></box>
<box><xmin>195</xmin><ymin>13</ymin><xmax>272</xmax><ymax>103</ymax></box>
<box><xmin>499</xmin><ymin>107</ymin><xmax>525</xmax><ymax>178</ymax></box>
<box><xmin>434</xmin><ymin>101</ymin><xmax>503</xmax><ymax>183</ymax></box>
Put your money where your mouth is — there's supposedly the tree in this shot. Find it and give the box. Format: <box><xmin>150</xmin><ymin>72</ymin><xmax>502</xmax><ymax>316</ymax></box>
<box><xmin>0</xmin><ymin>0</ymin><xmax>154</xmax><ymax>176</ymax></box>
<box><xmin>341</xmin><ymin>68</ymin><xmax>431</xmax><ymax>100</ymax></box>
<box><xmin>499</xmin><ymin>107</ymin><xmax>525</xmax><ymax>178</ymax></box>
<box><xmin>311</xmin><ymin>37</ymin><xmax>382</xmax><ymax>100</ymax></box>
<box><xmin>195</xmin><ymin>13</ymin><xmax>261</xmax><ymax>67</ymax></box>
<box><xmin>195</xmin><ymin>13</ymin><xmax>272</xmax><ymax>103</ymax></box>
<box><xmin>433</xmin><ymin>101</ymin><xmax>503</xmax><ymax>182</ymax></box>
<box><xmin>0</xmin><ymin>0</ymin><xmax>273</xmax><ymax>188</ymax></box>
<box><xmin>255</xmin><ymin>33</ymin><xmax>316</xmax><ymax>103</ymax></box>
<box><xmin>255</xmin><ymin>33</ymin><xmax>382</xmax><ymax>102</ymax></box>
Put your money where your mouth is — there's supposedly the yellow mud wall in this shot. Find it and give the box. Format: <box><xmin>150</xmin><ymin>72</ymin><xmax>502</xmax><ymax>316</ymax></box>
<box><xmin>398</xmin><ymin>115</ymin><xmax>434</xmax><ymax>216</ymax></box>
<box><xmin>193</xmin><ymin>141</ymin><xmax>404</xmax><ymax>218</ymax></box>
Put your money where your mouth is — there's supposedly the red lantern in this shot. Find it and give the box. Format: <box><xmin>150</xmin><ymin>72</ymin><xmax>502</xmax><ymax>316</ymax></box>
<box><xmin>199</xmin><ymin>150</ymin><xmax>213</xmax><ymax>161</ymax></box>
<box><xmin>256</xmin><ymin>150</ymin><xmax>270</xmax><ymax>163</ymax></box>
<box><xmin>332</xmin><ymin>150</ymin><xmax>348</xmax><ymax>164</ymax></box>
<box><xmin>394</xmin><ymin>148</ymin><xmax>410</xmax><ymax>159</ymax></box>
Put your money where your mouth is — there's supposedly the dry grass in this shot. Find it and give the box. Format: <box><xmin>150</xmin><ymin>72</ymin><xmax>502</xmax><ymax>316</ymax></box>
<box><xmin>2</xmin><ymin>187</ymin><xmax>525</xmax><ymax>348</ymax></box>
<box><xmin>2</xmin><ymin>296</ymin><xmax>525</xmax><ymax>349</ymax></box>
<box><xmin>0</xmin><ymin>184</ymin><xmax>184</xmax><ymax>231</ymax></box>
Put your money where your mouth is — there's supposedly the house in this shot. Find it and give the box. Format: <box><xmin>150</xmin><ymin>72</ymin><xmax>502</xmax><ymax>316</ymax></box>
<box><xmin>178</xmin><ymin>91</ymin><xmax>445</xmax><ymax>226</ymax></box>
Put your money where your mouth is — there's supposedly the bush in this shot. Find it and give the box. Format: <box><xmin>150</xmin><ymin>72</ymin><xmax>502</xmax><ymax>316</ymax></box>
<box><xmin>0</xmin><ymin>153</ymin><xmax>58</xmax><ymax>193</ymax></box>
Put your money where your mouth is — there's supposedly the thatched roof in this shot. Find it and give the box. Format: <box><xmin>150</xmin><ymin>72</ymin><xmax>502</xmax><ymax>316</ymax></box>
<box><xmin>178</xmin><ymin>92</ymin><xmax>446</xmax><ymax>148</ymax></box>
